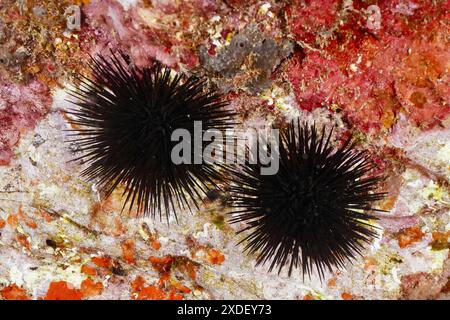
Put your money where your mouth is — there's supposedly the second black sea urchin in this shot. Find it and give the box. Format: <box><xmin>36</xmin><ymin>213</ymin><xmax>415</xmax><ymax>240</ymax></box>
<box><xmin>66</xmin><ymin>52</ymin><xmax>235</xmax><ymax>220</ymax></box>
<box><xmin>228</xmin><ymin>121</ymin><xmax>386</xmax><ymax>278</ymax></box>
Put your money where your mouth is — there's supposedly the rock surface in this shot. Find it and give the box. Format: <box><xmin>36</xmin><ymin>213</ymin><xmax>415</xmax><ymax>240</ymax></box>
<box><xmin>0</xmin><ymin>0</ymin><xmax>448</xmax><ymax>300</ymax></box>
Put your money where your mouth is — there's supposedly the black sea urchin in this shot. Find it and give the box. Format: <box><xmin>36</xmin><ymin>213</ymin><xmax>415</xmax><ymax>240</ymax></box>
<box><xmin>229</xmin><ymin>121</ymin><xmax>385</xmax><ymax>278</ymax></box>
<box><xmin>66</xmin><ymin>52</ymin><xmax>235</xmax><ymax>220</ymax></box>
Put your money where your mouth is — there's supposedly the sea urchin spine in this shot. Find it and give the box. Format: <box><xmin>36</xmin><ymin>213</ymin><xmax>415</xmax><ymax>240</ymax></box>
<box><xmin>228</xmin><ymin>121</ymin><xmax>385</xmax><ymax>278</ymax></box>
<box><xmin>66</xmin><ymin>52</ymin><xmax>235</xmax><ymax>220</ymax></box>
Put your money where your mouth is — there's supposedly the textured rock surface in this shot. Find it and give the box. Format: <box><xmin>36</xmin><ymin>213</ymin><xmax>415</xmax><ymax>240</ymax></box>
<box><xmin>200</xmin><ymin>24</ymin><xmax>294</xmax><ymax>93</ymax></box>
<box><xmin>0</xmin><ymin>0</ymin><xmax>448</xmax><ymax>300</ymax></box>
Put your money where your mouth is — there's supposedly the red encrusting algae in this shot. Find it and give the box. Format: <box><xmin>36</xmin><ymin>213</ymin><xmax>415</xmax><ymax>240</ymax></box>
<box><xmin>285</xmin><ymin>0</ymin><xmax>449</xmax><ymax>133</ymax></box>
<box><xmin>0</xmin><ymin>80</ymin><xmax>52</xmax><ymax>165</ymax></box>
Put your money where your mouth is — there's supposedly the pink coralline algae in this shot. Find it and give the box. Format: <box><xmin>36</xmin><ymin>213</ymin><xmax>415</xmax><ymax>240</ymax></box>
<box><xmin>0</xmin><ymin>80</ymin><xmax>51</xmax><ymax>165</ymax></box>
<box><xmin>81</xmin><ymin>0</ymin><xmax>176</xmax><ymax>68</ymax></box>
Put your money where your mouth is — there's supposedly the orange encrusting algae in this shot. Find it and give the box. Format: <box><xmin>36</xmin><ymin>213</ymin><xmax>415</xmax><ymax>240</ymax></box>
<box><xmin>7</xmin><ymin>214</ymin><xmax>18</xmax><ymax>228</ymax></box>
<box><xmin>151</xmin><ymin>239</ymin><xmax>162</xmax><ymax>250</ymax></box>
<box><xmin>148</xmin><ymin>255</ymin><xmax>174</xmax><ymax>272</ymax></box>
<box><xmin>327</xmin><ymin>278</ymin><xmax>337</xmax><ymax>288</ymax></box>
<box><xmin>397</xmin><ymin>226</ymin><xmax>425</xmax><ymax>248</ymax></box>
<box><xmin>131</xmin><ymin>257</ymin><xmax>194</xmax><ymax>301</ymax></box>
<box><xmin>14</xmin><ymin>234</ymin><xmax>31</xmax><ymax>250</ymax></box>
<box><xmin>122</xmin><ymin>239</ymin><xmax>136</xmax><ymax>264</ymax></box>
<box><xmin>80</xmin><ymin>279</ymin><xmax>104</xmax><ymax>298</ymax></box>
<box><xmin>44</xmin><ymin>281</ymin><xmax>82</xmax><ymax>300</ymax></box>
<box><xmin>0</xmin><ymin>284</ymin><xmax>31</xmax><ymax>300</ymax></box>
<box><xmin>131</xmin><ymin>276</ymin><xmax>166</xmax><ymax>300</ymax></box>
<box><xmin>341</xmin><ymin>292</ymin><xmax>354</xmax><ymax>300</ymax></box>
<box><xmin>91</xmin><ymin>256</ymin><xmax>112</xmax><ymax>268</ymax></box>
<box><xmin>81</xmin><ymin>264</ymin><xmax>98</xmax><ymax>276</ymax></box>
<box><xmin>207</xmin><ymin>248</ymin><xmax>225</xmax><ymax>265</ymax></box>
<box><xmin>136</xmin><ymin>285</ymin><xmax>167</xmax><ymax>300</ymax></box>
<box><xmin>148</xmin><ymin>255</ymin><xmax>199</xmax><ymax>281</ymax></box>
